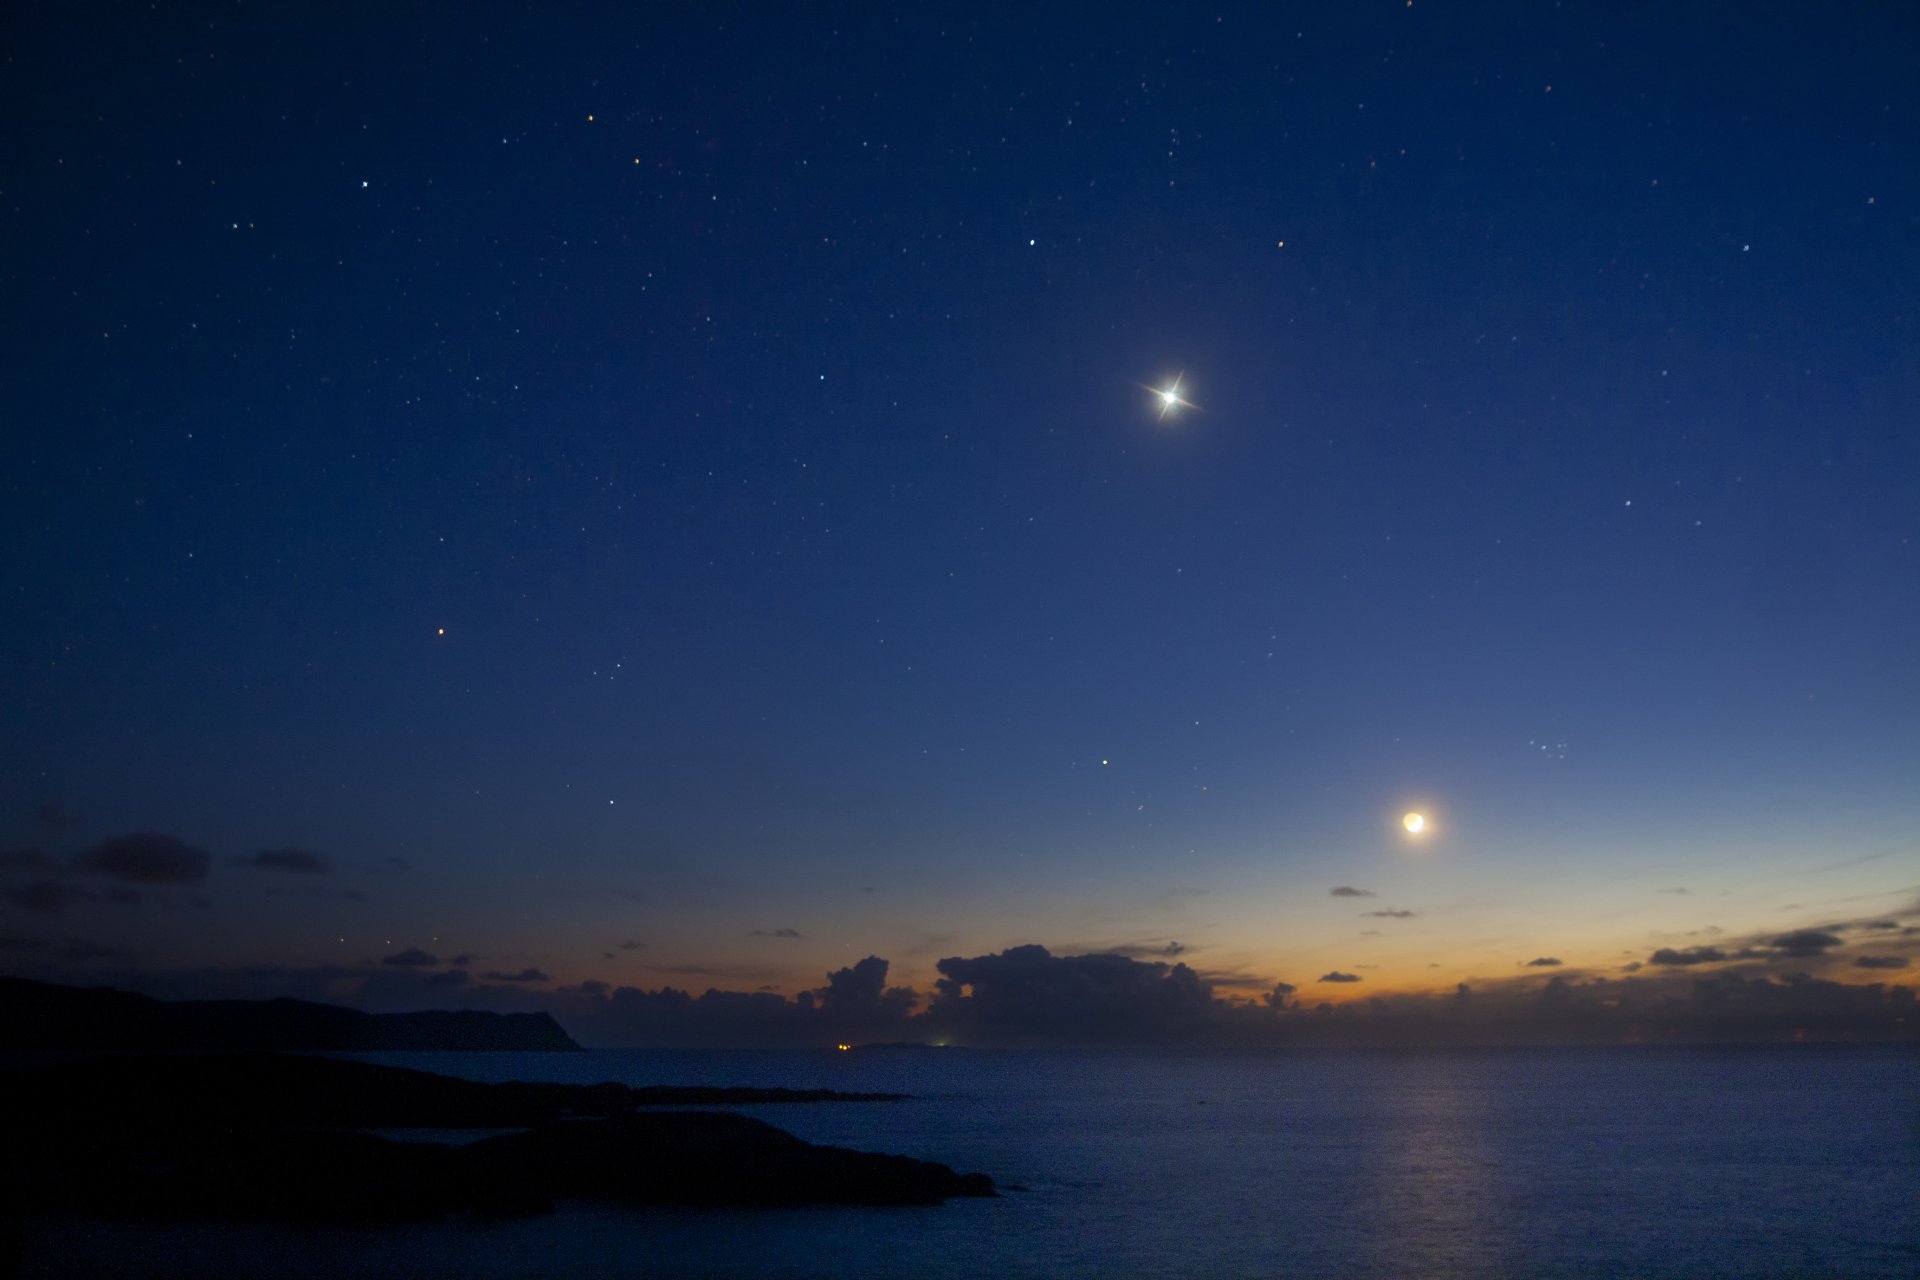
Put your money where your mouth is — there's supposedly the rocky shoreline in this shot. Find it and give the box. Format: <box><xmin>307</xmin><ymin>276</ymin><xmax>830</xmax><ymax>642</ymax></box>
<box><xmin>0</xmin><ymin>1052</ymin><xmax>996</xmax><ymax>1222</ymax></box>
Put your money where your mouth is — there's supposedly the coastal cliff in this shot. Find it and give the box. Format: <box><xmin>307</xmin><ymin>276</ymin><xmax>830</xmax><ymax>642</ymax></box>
<box><xmin>0</xmin><ymin>975</ymin><xmax>579</xmax><ymax>1051</ymax></box>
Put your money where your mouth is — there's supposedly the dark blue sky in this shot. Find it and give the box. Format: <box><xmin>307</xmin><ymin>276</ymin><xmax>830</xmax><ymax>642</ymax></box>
<box><xmin>2</xmin><ymin>3</ymin><xmax>1915</xmax><ymax>1026</ymax></box>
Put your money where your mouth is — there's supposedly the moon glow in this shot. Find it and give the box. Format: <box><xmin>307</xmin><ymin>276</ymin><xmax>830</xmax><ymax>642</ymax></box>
<box><xmin>1147</xmin><ymin>373</ymin><xmax>1193</xmax><ymax>421</ymax></box>
<box><xmin>1403</xmin><ymin>812</ymin><xmax>1426</xmax><ymax>834</ymax></box>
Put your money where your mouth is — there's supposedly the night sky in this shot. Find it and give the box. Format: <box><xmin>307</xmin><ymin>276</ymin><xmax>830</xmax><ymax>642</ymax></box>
<box><xmin>3</xmin><ymin>3</ymin><xmax>1915</xmax><ymax>1044</ymax></box>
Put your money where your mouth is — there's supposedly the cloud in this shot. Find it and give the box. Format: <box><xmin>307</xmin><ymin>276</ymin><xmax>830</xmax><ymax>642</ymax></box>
<box><xmin>0</xmin><ymin>935</ymin><xmax>136</xmax><ymax>963</ymax></box>
<box><xmin>1769</xmin><ymin>930</ymin><xmax>1843</xmax><ymax>957</ymax></box>
<box><xmin>0</xmin><ymin>849</ymin><xmax>60</xmax><ymax>873</ymax></box>
<box><xmin>34</xmin><ymin>804</ymin><xmax>77</xmax><ymax>830</ymax></box>
<box><xmin>1361</xmin><ymin>909</ymin><xmax>1416</xmax><ymax>919</ymax></box>
<box><xmin>3</xmin><ymin>881</ymin><xmax>141</xmax><ymax>914</ymax></box>
<box><xmin>1658</xmin><ymin>887</ymin><xmax>1690</xmax><ymax>895</ymax></box>
<box><xmin>1526</xmin><ymin>957</ymin><xmax>1563</xmax><ymax>967</ymax></box>
<box><xmin>1853</xmin><ymin>956</ymin><xmax>1910</xmax><ymax>970</ymax></box>
<box><xmin>1083</xmin><ymin>940</ymin><xmax>1191</xmax><ymax>960</ymax></box>
<box><xmin>811</xmin><ymin>956</ymin><xmax>917</xmax><ymax>1019</ymax></box>
<box><xmin>925</xmin><ymin>945</ymin><xmax>1214</xmax><ymax>1045</ymax></box>
<box><xmin>72</xmin><ymin>833</ymin><xmax>210</xmax><ymax>885</ymax></box>
<box><xmin>4</xmin><ymin>882</ymin><xmax>85</xmax><ymax>914</ymax></box>
<box><xmin>1649</xmin><ymin>946</ymin><xmax>1727</xmax><ymax>967</ymax></box>
<box><xmin>555</xmin><ymin>958</ymin><xmax>918</xmax><ymax>1050</ymax></box>
<box><xmin>380</xmin><ymin>947</ymin><xmax>438</xmax><ymax>967</ymax></box>
<box><xmin>233</xmin><ymin>847</ymin><xmax>330</xmax><ymax>874</ymax></box>
<box><xmin>447</xmin><ymin>953</ymin><xmax>474</xmax><ymax>967</ymax></box>
<box><xmin>619</xmin><ymin>940</ymin><xmax>645</xmax><ymax>951</ymax></box>
<box><xmin>25</xmin><ymin>928</ymin><xmax>1920</xmax><ymax>1050</ymax></box>
<box><xmin>1850</xmin><ymin>921</ymin><xmax>1901</xmax><ymax>933</ymax></box>
<box><xmin>1330</xmin><ymin>886</ymin><xmax>1376</xmax><ymax>898</ymax></box>
<box><xmin>481</xmin><ymin>968</ymin><xmax>550</xmax><ymax>983</ymax></box>
<box><xmin>750</xmin><ymin>927</ymin><xmax>803</xmax><ymax>939</ymax></box>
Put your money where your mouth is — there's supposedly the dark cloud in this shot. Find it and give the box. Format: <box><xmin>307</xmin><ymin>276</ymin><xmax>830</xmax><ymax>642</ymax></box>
<box><xmin>811</xmin><ymin>956</ymin><xmax>917</xmax><ymax>1020</ymax></box>
<box><xmin>1361</xmin><ymin>909</ymin><xmax>1416</xmax><ymax>919</ymax></box>
<box><xmin>3</xmin><ymin>881</ymin><xmax>141</xmax><ymax>914</ymax></box>
<box><xmin>1851</xmin><ymin>921</ymin><xmax>1901</xmax><ymax>933</ymax></box>
<box><xmin>1769</xmin><ymin>930</ymin><xmax>1843</xmax><ymax>957</ymax></box>
<box><xmin>72</xmin><ymin>833</ymin><xmax>210</xmax><ymax>885</ymax></box>
<box><xmin>447</xmin><ymin>953</ymin><xmax>474</xmax><ymax>967</ymax></box>
<box><xmin>4</xmin><ymin>882</ymin><xmax>84</xmax><ymax>914</ymax></box>
<box><xmin>1319</xmin><ymin>971</ymin><xmax>1361</xmax><ymax>983</ymax></box>
<box><xmin>22</xmin><ymin>937</ymin><xmax>1918</xmax><ymax>1049</ymax></box>
<box><xmin>1330</xmin><ymin>886</ymin><xmax>1376</xmax><ymax>898</ymax></box>
<box><xmin>0</xmin><ymin>935</ymin><xmax>134</xmax><ymax>962</ymax></box>
<box><xmin>750</xmin><ymin>927</ymin><xmax>803</xmax><ymax>939</ymax></box>
<box><xmin>618</xmin><ymin>940</ymin><xmax>645</xmax><ymax>951</ymax></box>
<box><xmin>481</xmin><ymin>968</ymin><xmax>550</xmax><ymax>983</ymax></box>
<box><xmin>1658</xmin><ymin>887</ymin><xmax>1690</xmax><ymax>895</ymax></box>
<box><xmin>1621</xmin><ymin>961</ymin><xmax>1643</xmax><ymax>973</ymax></box>
<box><xmin>380</xmin><ymin>947</ymin><xmax>438</xmax><ymax>967</ymax></box>
<box><xmin>34</xmin><ymin>804</ymin><xmax>77</xmax><ymax>830</ymax></box>
<box><xmin>1853</xmin><ymin>956</ymin><xmax>1910</xmax><ymax>970</ymax></box>
<box><xmin>1649</xmin><ymin>946</ymin><xmax>1727</xmax><ymax>967</ymax></box>
<box><xmin>556</xmin><ymin>961</ymin><xmax>916</xmax><ymax>1050</ymax></box>
<box><xmin>924</xmin><ymin>946</ymin><xmax>1213</xmax><ymax>1045</ymax></box>
<box><xmin>233</xmin><ymin>847</ymin><xmax>330</xmax><ymax>874</ymax></box>
<box><xmin>1526</xmin><ymin>957</ymin><xmax>1563</xmax><ymax>967</ymax></box>
<box><xmin>0</xmin><ymin>849</ymin><xmax>60</xmax><ymax>873</ymax></box>
<box><xmin>1087</xmin><ymin>940</ymin><xmax>1191</xmax><ymax>960</ymax></box>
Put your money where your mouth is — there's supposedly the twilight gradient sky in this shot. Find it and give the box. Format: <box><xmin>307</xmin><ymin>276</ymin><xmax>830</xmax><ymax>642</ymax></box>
<box><xmin>2</xmin><ymin>3</ymin><xmax>1915</xmax><ymax>1035</ymax></box>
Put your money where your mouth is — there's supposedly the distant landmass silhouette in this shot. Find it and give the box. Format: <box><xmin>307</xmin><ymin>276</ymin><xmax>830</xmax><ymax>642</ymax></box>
<box><xmin>0</xmin><ymin>1051</ymin><xmax>994</xmax><ymax>1220</ymax></box>
<box><xmin>0</xmin><ymin>975</ymin><xmax>580</xmax><ymax>1051</ymax></box>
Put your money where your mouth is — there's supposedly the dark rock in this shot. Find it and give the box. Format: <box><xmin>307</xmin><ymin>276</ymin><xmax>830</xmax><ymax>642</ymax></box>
<box><xmin>0</xmin><ymin>1051</ymin><xmax>992</xmax><ymax>1222</ymax></box>
<box><xmin>466</xmin><ymin>1111</ymin><xmax>996</xmax><ymax>1207</ymax></box>
<box><xmin>1</xmin><ymin>1052</ymin><xmax>907</xmax><ymax>1131</ymax></box>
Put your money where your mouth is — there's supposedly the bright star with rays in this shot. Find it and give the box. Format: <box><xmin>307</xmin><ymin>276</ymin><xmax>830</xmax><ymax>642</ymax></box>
<box><xmin>1146</xmin><ymin>373</ymin><xmax>1195</xmax><ymax>422</ymax></box>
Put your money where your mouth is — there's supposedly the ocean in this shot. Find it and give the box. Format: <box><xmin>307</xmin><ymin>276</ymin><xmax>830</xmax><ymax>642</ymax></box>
<box><xmin>17</xmin><ymin>1044</ymin><xmax>1918</xmax><ymax>1278</ymax></box>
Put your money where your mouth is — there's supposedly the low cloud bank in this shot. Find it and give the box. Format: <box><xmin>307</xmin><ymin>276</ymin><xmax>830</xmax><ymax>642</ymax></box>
<box><xmin>8</xmin><ymin>936</ymin><xmax>1913</xmax><ymax>1049</ymax></box>
<box><xmin>544</xmin><ymin>945</ymin><xmax>1917</xmax><ymax>1048</ymax></box>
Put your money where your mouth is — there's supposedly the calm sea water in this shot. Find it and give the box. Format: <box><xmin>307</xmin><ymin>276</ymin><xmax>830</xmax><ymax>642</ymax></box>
<box><xmin>19</xmin><ymin>1045</ymin><xmax>1919</xmax><ymax>1278</ymax></box>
